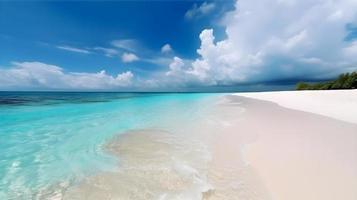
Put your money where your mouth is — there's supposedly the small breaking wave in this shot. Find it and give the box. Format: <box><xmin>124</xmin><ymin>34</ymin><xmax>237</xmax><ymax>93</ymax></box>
<box><xmin>61</xmin><ymin>129</ymin><xmax>213</xmax><ymax>200</ymax></box>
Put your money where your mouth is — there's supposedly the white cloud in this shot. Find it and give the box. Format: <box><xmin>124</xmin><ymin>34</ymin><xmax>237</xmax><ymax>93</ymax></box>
<box><xmin>121</xmin><ymin>52</ymin><xmax>139</xmax><ymax>63</ymax></box>
<box><xmin>68</xmin><ymin>70</ymin><xmax>133</xmax><ymax>88</ymax></box>
<box><xmin>93</xmin><ymin>47</ymin><xmax>119</xmax><ymax>57</ymax></box>
<box><xmin>111</xmin><ymin>39</ymin><xmax>140</xmax><ymax>52</ymax></box>
<box><xmin>5</xmin><ymin>0</ymin><xmax>357</xmax><ymax>91</ymax></box>
<box><xmin>166</xmin><ymin>57</ymin><xmax>184</xmax><ymax>76</ymax></box>
<box><xmin>161</xmin><ymin>44</ymin><xmax>173</xmax><ymax>53</ymax></box>
<box><xmin>144</xmin><ymin>57</ymin><xmax>172</xmax><ymax>67</ymax></box>
<box><xmin>56</xmin><ymin>45</ymin><xmax>91</xmax><ymax>54</ymax></box>
<box><xmin>178</xmin><ymin>0</ymin><xmax>357</xmax><ymax>85</ymax></box>
<box><xmin>185</xmin><ymin>2</ymin><xmax>215</xmax><ymax>19</ymax></box>
<box><xmin>0</xmin><ymin>62</ymin><xmax>134</xmax><ymax>90</ymax></box>
<box><xmin>344</xmin><ymin>41</ymin><xmax>357</xmax><ymax>58</ymax></box>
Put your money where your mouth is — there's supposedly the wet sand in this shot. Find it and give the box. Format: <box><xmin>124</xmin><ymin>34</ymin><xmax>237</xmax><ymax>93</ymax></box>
<box><xmin>63</xmin><ymin>130</ymin><xmax>213</xmax><ymax>200</ymax></box>
<box><xmin>61</xmin><ymin>93</ymin><xmax>357</xmax><ymax>200</ymax></box>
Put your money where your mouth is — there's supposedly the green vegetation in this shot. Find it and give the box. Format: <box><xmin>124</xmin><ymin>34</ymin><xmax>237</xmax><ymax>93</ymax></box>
<box><xmin>296</xmin><ymin>72</ymin><xmax>357</xmax><ymax>90</ymax></box>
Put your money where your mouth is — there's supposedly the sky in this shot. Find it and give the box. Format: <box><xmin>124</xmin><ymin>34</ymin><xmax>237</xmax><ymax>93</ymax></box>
<box><xmin>0</xmin><ymin>0</ymin><xmax>356</xmax><ymax>91</ymax></box>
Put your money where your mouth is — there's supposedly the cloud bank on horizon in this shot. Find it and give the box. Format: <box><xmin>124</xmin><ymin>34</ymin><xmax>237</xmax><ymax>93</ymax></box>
<box><xmin>0</xmin><ymin>62</ymin><xmax>133</xmax><ymax>90</ymax></box>
<box><xmin>1</xmin><ymin>0</ymin><xmax>357</xmax><ymax>90</ymax></box>
<box><xmin>169</xmin><ymin>0</ymin><xmax>357</xmax><ymax>86</ymax></box>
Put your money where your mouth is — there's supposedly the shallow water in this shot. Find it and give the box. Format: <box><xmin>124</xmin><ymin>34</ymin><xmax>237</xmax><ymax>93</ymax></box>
<box><xmin>64</xmin><ymin>130</ymin><xmax>213</xmax><ymax>200</ymax></box>
<box><xmin>0</xmin><ymin>92</ymin><xmax>217</xmax><ymax>199</ymax></box>
<box><xmin>59</xmin><ymin>95</ymin><xmax>268</xmax><ymax>200</ymax></box>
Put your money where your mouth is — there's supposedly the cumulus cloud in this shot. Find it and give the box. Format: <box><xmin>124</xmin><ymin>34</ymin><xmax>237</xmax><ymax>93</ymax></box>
<box><xmin>121</xmin><ymin>52</ymin><xmax>139</xmax><ymax>63</ymax></box>
<box><xmin>161</xmin><ymin>44</ymin><xmax>173</xmax><ymax>53</ymax></box>
<box><xmin>179</xmin><ymin>0</ymin><xmax>357</xmax><ymax>85</ymax></box>
<box><xmin>166</xmin><ymin>57</ymin><xmax>184</xmax><ymax>76</ymax></box>
<box><xmin>0</xmin><ymin>62</ymin><xmax>134</xmax><ymax>90</ymax></box>
<box><xmin>185</xmin><ymin>2</ymin><xmax>215</xmax><ymax>19</ymax></box>
<box><xmin>5</xmin><ymin>0</ymin><xmax>357</xmax><ymax>91</ymax></box>
<box><xmin>56</xmin><ymin>45</ymin><xmax>91</xmax><ymax>54</ymax></box>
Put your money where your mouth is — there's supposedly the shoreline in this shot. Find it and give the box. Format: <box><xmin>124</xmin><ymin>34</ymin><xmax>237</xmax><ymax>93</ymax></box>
<box><xmin>210</xmin><ymin>94</ymin><xmax>357</xmax><ymax>200</ymax></box>
<box><xmin>60</xmin><ymin>91</ymin><xmax>357</xmax><ymax>199</ymax></box>
<box><xmin>62</xmin><ymin>129</ymin><xmax>214</xmax><ymax>199</ymax></box>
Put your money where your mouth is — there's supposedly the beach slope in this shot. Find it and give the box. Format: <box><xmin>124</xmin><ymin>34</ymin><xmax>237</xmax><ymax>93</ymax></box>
<box><xmin>235</xmin><ymin>89</ymin><xmax>357</xmax><ymax>124</ymax></box>
<box><xmin>210</xmin><ymin>90</ymin><xmax>357</xmax><ymax>200</ymax></box>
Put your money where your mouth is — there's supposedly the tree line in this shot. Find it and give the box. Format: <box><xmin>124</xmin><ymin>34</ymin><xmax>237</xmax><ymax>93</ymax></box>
<box><xmin>296</xmin><ymin>72</ymin><xmax>357</xmax><ymax>90</ymax></box>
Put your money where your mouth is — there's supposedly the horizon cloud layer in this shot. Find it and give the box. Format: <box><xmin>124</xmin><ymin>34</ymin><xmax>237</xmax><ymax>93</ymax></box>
<box><xmin>1</xmin><ymin>0</ymin><xmax>357</xmax><ymax>90</ymax></box>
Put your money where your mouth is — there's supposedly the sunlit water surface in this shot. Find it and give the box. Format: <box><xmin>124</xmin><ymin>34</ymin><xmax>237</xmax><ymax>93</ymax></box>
<box><xmin>0</xmin><ymin>92</ymin><xmax>218</xmax><ymax>199</ymax></box>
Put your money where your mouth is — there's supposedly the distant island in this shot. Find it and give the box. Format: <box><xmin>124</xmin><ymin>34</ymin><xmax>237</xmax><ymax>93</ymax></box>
<box><xmin>296</xmin><ymin>72</ymin><xmax>357</xmax><ymax>90</ymax></box>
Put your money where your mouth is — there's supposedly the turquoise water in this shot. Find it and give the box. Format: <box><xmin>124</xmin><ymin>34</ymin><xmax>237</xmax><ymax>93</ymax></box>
<box><xmin>0</xmin><ymin>92</ymin><xmax>217</xmax><ymax>199</ymax></box>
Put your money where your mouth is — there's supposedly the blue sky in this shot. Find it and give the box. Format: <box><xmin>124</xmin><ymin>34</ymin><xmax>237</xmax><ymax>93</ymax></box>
<box><xmin>0</xmin><ymin>1</ymin><xmax>230</xmax><ymax>75</ymax></box>
<box><xmin>0</xmin><ymin>0</ymin><xmax>356</xmax><ymax>91</ymax></box>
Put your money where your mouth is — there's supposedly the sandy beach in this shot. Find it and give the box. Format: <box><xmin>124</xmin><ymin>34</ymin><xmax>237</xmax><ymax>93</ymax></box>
<box><xmin>60</xmin><ymin>90</ymin><xmax>357</xmax><ymax>199</ymax></box>
<box><xmin>236</xmin><ymin>89</ymin><xmax>357</xmax><ymax>124</ymax></box>
<box><xmin>3</xmin><ymin>0</ymin><xmax>357</xmax><ymax>198</ymax></box>
<box><xmin>210</xmin><ymin>93</ymin><xmax>357</xmax><ymax>200</ymax></box>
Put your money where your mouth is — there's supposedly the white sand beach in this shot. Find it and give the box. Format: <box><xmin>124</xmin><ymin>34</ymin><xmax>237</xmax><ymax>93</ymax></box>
<box><xmin>215</xmin><ymin>90</ymin><xmax>357</xmax><ymax>200</ymax></box>
<box><xmin>62</xmin><ymin>90</ymin><xmax>357</xmax><ymax>200</ymax></box>
<box><xmin>3</xmin><ymin>0</ymin><xmax>357</xmax><ymax>198</ymax></box>
<box><xmin>236</xmin><ymin>89</ymin><xmax>357</xmax><ymax>124</ymax></box>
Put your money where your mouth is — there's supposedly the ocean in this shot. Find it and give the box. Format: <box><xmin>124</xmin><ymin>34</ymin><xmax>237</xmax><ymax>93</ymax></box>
<box><xmin>0</xmin><ymin>92</ymin><xmax>218</xmax><ymax>199</ymax></box>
